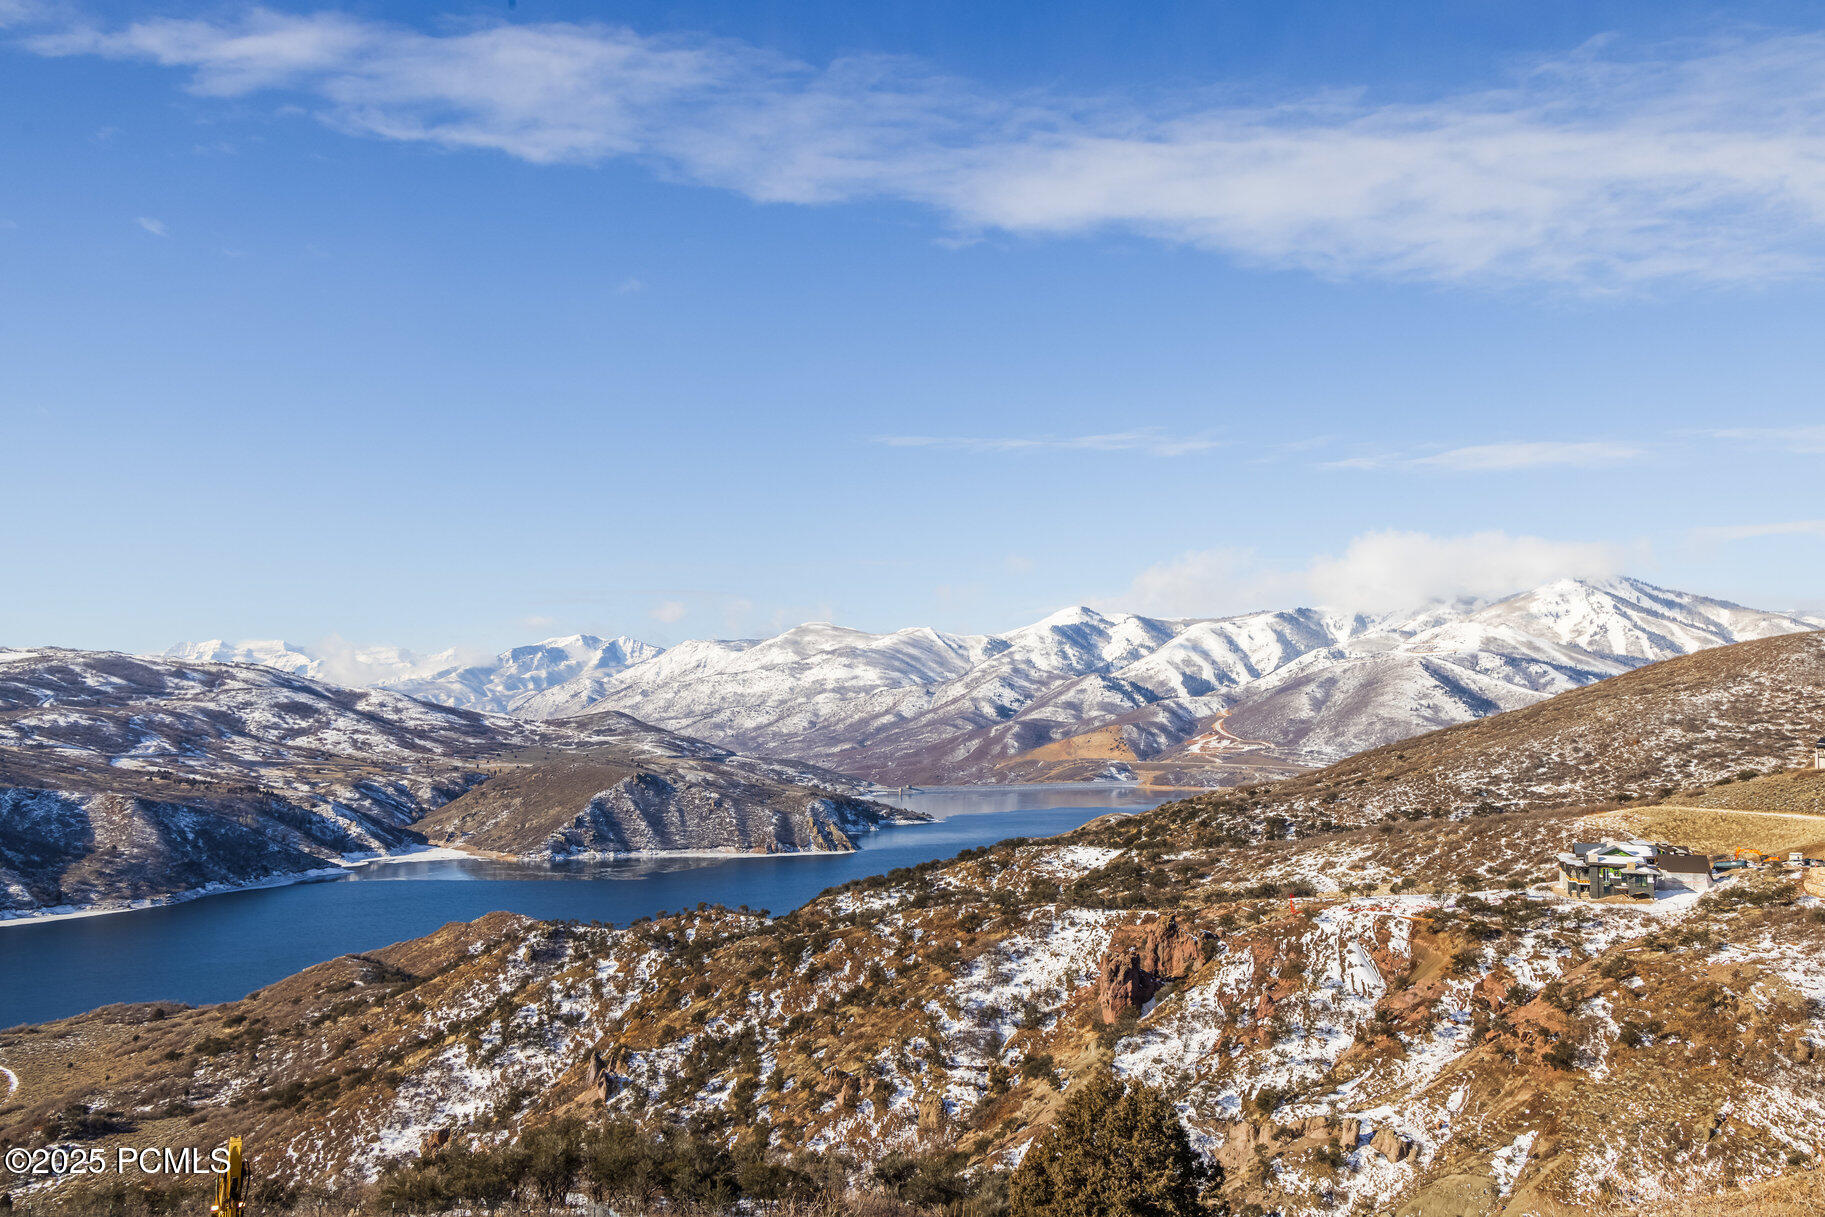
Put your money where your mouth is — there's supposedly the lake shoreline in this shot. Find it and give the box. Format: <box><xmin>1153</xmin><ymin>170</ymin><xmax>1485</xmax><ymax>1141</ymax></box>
<box><xmin>0</xmin><ymin>846</ymin><xmax>479</xmax><ymax>929</ymax></box>
<box><xmin>2</xmin><ymin>782</ymin><xmax>1146</xmax><ymax>928</ymax></box>
<box><xmin>0</xmin><ymin>828</ymin><xmax>963</xmax><ymax>929</ymax></box>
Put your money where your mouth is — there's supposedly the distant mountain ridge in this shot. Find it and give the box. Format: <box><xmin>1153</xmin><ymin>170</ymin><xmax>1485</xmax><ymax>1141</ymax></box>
<box><xmin>165</xmin><ymin>633</ymin><xmax>663</xmax><ymax>716</ymax></box>
<box><xmin>166</xmin><ymin>578</ymin><xmax>1823</xmax><ymax>786</ymax></box>
<box><xmin>558</xmin><ymin>577</ymin><xmax>1819</xmax><ymax>784</ymax></box>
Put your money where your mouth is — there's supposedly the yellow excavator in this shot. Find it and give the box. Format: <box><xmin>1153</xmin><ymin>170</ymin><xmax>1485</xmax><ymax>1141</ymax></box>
<box><xmin>210</xmin><ymin>1137</ymin><xmax>246</xmax><ymax>1217</ymax></box>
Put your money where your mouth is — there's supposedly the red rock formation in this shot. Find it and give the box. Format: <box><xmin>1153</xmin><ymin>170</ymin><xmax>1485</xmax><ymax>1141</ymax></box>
<box><xmin>1211</xmin><ymin>1120</ymin><xmax>1264</xmax><ymax>1175</ymax></box>
<box><xmin>1473</xmin><ymin>968</ymin><xmax>1514</xmax><ymax>1011</ymax></box>
<box><xmin>1095</xmin><ymin>914</ymin><xmax>1214</xmax><ymax>1023</ymax></box>
<box><xmin>1099</xmin><ymin>951</ymin><xmax>1156</xmax><ymax>1024</ymax></box>
<box><xmin>585</xmin><ymin>1044</ymin><xmax>624</xmax><ymax>1103</ymax></box>
<box><xmin>1369</xmin><ymin>1127</ymin><xmax>1411</xmax><ymax>1162</ymax></box>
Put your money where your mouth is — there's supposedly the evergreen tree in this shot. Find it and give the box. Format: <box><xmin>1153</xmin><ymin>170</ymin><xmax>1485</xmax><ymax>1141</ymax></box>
<box><xmin>1009</xmin><ymin>1069</ymin><xmax>1208</xmax><ymax>1217</ymax></box>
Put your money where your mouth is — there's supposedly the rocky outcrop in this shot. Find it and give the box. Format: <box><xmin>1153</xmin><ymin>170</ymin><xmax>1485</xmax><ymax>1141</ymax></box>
<box><xmin>1804</xmin><ymin>867</ymin><xmax>1825</xmax><ymax>899</ymax></box>
<box><xmin>585</xmin><ymin>1048</ymin><xmax>612</xmax><ymax>1103</ymax></box>
<box><xmin>1370</xmin><ymin>1126</ymin><xmax>1413</xmax><ymax>1163</ymax></box>
<box><xmin>1095</xmin><ymin>913</ymin><xmax>1215</xmax><ymax>1023</ymax></box>
<box><xmin>1212</xmin><ymin>1120</ymin><xmax>1265</xmax><ymax>1175</ymax></box>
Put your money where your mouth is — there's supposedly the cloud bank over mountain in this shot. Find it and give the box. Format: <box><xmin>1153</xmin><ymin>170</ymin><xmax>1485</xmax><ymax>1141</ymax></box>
<box><xmin>1111</xmin><ymin>531</ymin><xmax>1633</xmax><ymax>619</ymax></box>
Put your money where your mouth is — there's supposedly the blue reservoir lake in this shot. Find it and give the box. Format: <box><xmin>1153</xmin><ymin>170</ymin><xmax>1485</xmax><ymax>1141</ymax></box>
<box><xmin>0</xmin><ymin>785</ymin><xmax>1164</xmax><ymax>1028</ymax></box>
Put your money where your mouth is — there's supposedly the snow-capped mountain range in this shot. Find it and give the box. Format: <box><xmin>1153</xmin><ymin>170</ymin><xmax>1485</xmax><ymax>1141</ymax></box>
<box><xmin>168</xmin><ymin>578</ymin><xmax>1823</xmax><ymax>785</ymax></box>
<box><xmin>166</xmin><ymin>634</ymin><xmax>661</xmax><ymax>717</ymax></box>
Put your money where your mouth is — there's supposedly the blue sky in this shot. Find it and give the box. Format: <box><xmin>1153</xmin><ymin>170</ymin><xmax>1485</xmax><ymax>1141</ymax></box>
<box><xmin>2</xmin><ymin>0</ymin><xmax>1823</xmax><ymax>656</ymax></box>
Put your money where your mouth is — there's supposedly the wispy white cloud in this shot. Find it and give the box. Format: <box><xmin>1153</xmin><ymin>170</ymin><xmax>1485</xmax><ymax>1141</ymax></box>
<box><xmin>613</xmin><ymin>276</ymin><xmax>645</xmax><ymax>294</ymax></box>
<box><xmin>1697</xmin><ymin>425</ymin><xmax>1825</xmax><ymax>454</ymax></box>
<box><xmin>135</xmin><ymin>215</ymin><xmax>168</xmax><ymax>237</ymax></box>
<box><xmin>877</xmin><ymin>429</ymin><xmax>1223</xmax><ymax>456</ymax></box>
<box><xmin>22</xmin><ymin>12</ymin><xmax>1825</xmax><ymax>287</ymax></box>
<box><xmin>1693</xmin><ymin>519</ymin><xmax>1825</xmax><ymax>542</ymax></box>
<box><xmin>1110</xmin><ymin>529</ymin><xmax>1631</xmax><ymax>616</ymax></box>
<box><xmin>1413</xmin><ymin>441</ymin><xmax>1644</xmax><ymax>471</ymax></box>
<box><xmin>1326</xmin><ymin>440</ymin><xmax>1643</xmax><ymax>471</ymax></box>
<box><xmin>0</xmin><ymin>0</ymin><xmax>50</xmax><ymax>29</ymax></box>
<box><xmin>649</xmin><ymin>599</ymin><xmax>687</xmax><ymax>623</ymax></box>
<box><xmin>1113</xmin><ymin>546</ymin><xmax>1278</xmax><ymax>618</ymax></box>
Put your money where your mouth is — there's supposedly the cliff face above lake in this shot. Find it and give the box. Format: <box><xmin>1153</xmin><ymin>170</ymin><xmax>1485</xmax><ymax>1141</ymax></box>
<box><xmin>414</xmin><ymin>753</ymin><xmax>902</xmax><ymax>857</ymax></box>
<box><xmin>0</xmin><ymin>649</ymin><xmax>913</xmax><ymax>917</ymax></box>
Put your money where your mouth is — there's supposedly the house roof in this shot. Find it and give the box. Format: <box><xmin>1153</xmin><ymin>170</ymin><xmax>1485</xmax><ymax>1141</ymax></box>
<box><xmin>1568</xmin><ymin>837</ymin><xmax>1655</xmax><ymax>859</ymax></box>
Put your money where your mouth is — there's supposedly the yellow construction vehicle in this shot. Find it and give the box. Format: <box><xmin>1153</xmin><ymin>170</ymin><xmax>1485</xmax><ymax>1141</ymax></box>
<box><xmin>211</xmin><ymin>1137</ymin><xmax>246</xmax><ymax>1217</ymax></box>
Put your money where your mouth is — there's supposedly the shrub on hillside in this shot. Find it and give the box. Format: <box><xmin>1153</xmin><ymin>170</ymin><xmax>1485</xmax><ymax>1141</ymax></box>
<box><xmin>1008</xmin><ymin>1069</ymin><xmax>1207</xmax><ymax>1217</ymax></box>
<box><xmin>874</xmin><ymin>1150</ymin><xmax>973</xmax><ymax>1208</ymax></box>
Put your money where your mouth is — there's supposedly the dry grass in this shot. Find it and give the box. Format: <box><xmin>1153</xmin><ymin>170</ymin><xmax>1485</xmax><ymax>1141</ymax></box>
<box><xmin>1642</xmin><ymin>1168</ymin><xmax>1825</xmax><ymax>1216</ymax></box>
<box><xmin>1677</xmin><ymin>768</ymin><xmax>1825</xmax><ymax>814</ymax></box>
<box><xmin>1581</xmin><ymin>805</ymin><xmax>1825</xmax><ymax>857</ymax></box>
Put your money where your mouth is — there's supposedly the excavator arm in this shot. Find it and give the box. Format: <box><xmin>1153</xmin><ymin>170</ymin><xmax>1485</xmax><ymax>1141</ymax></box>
<box><xmin>211</xmin><ymin>1137</ymin><xmax>246</xmax><ymax>1217</ymax></box>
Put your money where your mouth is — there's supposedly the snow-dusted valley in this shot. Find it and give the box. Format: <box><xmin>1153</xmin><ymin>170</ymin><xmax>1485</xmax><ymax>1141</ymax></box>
<box><xmin>5</xmin><ymin>633</ymin><xmax>1825</xmax><ymax>1215</ymax></box>
<box><xmin>175</xmin><ymin>578</ymin><xmax>1823</xmax><ymax>787</ymax></box>
<box><xmin>0</xmin><ymin>649</ymin><xmax>909</xmax><ymax>919</ymax></box>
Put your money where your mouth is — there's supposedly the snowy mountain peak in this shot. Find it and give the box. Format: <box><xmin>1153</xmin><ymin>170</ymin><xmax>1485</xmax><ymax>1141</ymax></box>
<box><xmin>537</xmin><ymin>633</ymin><xmax>604</xmax><ymax>647</ymax></box>
<box><xmin>163</xmin><ymin>639</ymin><xmax>317</xmax><ymax>675</ymax></box>
<box><xmin>1031</xmin><ymin>605</ymin><xmax>1112</xmax><ymax>629</ymax></box>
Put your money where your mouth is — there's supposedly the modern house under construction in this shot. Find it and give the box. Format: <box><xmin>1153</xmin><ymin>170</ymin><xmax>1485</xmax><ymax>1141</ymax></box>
<box><xmin>1556</xmin><ymin>839</ymin><xmax>1714</xmax><ymax>899</ymax></box>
